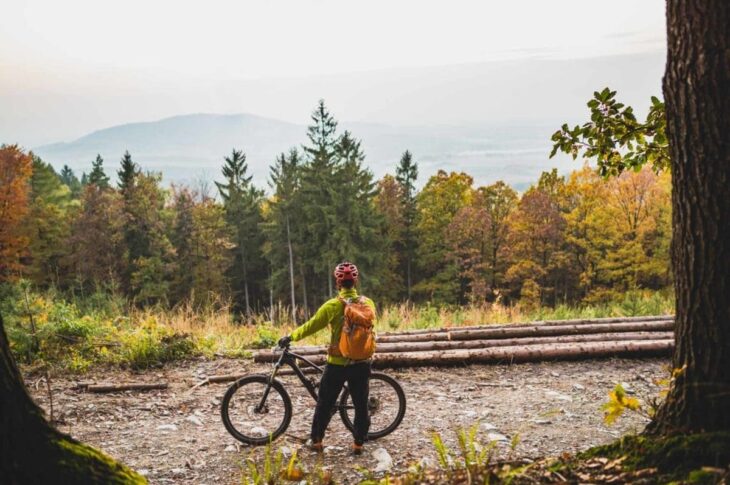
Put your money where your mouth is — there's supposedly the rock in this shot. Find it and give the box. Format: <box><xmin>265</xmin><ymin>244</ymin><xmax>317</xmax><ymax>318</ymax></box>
<box><xmin>532</xmin><ymin>419</ymin><xmax>551</xmax><ymax>425</ymax></box>
<box><xmin>486</xmin><ymin>432</ymin><xmax>509</xmax><ymax>442</ymax></box>
<box><xmin>224</xmin><ymin>444</ymin><xmax>236</xmax><ymax>452</ymax></box>
<box><xmin>621</xmin><ymin>382</ymin><xmax>635</xmax><ymax>394</ymax></box>
<box><xmin>480</xmin><ymin>422</ymin><xmax>497</xmax><ymax>431</ymax></box>
<box><xmin>545</xmin><ymin>390</ymin><xmax>573</xmax><ymax>402</ymax></box>
<box><xmin>250</xmin><ymin>426</ymin><xmax>268</xmax><ymax>437</ymax></box>
<box><xmin>171</xmin><ymin>468</ymin><xmax>185</xmax><ymax>475</ymax></box>
<box><xmin>372</xmin><ymin>448</ymin><xmax>393</xmax><ymax>473</ymax></box>
<box><xmin>186</xmin><ymin>415</ymin><xmax>203</xmax><ymax>426</ymax></box>
<box><xmin>156</xmin><ymin>424</ymin><xmax>178</xmax><ymax>431</ymax></box>
<box><xmin>279</xmin><ymin>446</ymin><xmax>292</xmax><ymax>456</ymax></box>
<box><xmin>572</xmin><ymin>383</ymin><xmax>585</xmax><ymax>391</ymax></box>
<box><xmin>464</xmin><ymin>410</ymin><xmax>478</xmax><ymax>419</ymax></box>
<box><xmin>138</xmin><ymin>469</ymin><xmax>150</xmax><ymax>476</ymax></box>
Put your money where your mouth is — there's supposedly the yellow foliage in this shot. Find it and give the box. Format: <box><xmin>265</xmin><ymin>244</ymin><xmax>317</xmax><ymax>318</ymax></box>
<box><xmin>602</xmin><ymin>383</ymin><xmax>641</xmax><ymax>425</ymax></box>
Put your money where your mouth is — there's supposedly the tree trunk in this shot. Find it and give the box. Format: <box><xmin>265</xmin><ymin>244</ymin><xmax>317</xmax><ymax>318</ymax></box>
<box><xmin>379</xmin><ymin>315</ymin><xmax>673</xmax><ymax>336</ymax></box>
<box><xmin>0</xmin><ymin>313</ymin><xmax>146</xmax><ymax>483</ymax></box>
<box><xmin>253</xmin><ymin>331</ymin><xmax>674</xmax><ymax>361</ymax></box>
<box><xmin>286</xmin><ymin>215</ymin><xmax>296</xmax><ymax>323</ymax></box>
<box><xmin>376</xmin><ymin>320</ymin><xmax>673</xmax><ymax>343</ymax></box>
<box><xmin>286</xmin><ymin>340</ymin><xmax>673</xmax><ymax>368</ymax></box>
<box><xmin>648</xmin><ymin>0</ymin><xmax>730</xmax><ymax>434</ymax></box>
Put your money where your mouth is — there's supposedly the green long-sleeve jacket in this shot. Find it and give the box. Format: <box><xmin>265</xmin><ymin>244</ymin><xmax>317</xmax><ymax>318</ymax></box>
<box><xmin>290</xmin><ymin>287</ymin><xmax>376</xmax><ymax>366</ymax></box>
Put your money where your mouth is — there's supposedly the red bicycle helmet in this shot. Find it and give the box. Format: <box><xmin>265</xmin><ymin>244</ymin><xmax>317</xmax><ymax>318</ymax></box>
<box><xmin>333</xmin><ymin>261</ymin><xmax>359</xmax><ymax>285</ymax></box>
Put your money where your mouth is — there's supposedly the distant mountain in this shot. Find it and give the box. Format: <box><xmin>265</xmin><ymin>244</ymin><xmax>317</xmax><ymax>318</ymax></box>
<box><xmin>34</xmin><ymin>113</ymin><xmax>576</xmax><ymax>191</ymax></box>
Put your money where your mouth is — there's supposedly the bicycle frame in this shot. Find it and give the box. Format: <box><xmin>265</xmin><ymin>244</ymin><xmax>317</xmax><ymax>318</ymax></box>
<box><xmin>256</xmin><ymin>346</ymin><xmax>354</xmax><ymax>413</ymax></box>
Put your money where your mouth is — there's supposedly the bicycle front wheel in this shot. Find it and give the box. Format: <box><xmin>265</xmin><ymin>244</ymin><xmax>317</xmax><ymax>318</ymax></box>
<box><xmin>339</xmin><ymin>372</ymin><xmax>406</xmax><ymax>439</ymax></box>
<box><xmin>221</xmin><ymin>374</ymin><xmax>292</xmax><ymax>445</ymax></box>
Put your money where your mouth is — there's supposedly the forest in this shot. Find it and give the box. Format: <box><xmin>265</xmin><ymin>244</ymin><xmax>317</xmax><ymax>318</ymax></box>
<box><xmin>0</xmin><ymin>99</ymin><xmax>672</xmax><ymax>322</ymax></box>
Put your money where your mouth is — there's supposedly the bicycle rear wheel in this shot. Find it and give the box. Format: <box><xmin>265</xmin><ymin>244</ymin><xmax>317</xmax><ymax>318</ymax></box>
<box><xmin>221</xmin><ymin>374</ymin><xmax>292</xmax><ymax>445</ymax></box>
<box><xmin>339</xmin><ymin>372</ymin><xmax>406</xmax><ymax>439</ymax></box>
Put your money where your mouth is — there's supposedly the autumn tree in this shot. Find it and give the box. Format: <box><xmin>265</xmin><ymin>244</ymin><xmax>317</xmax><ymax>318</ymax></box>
<box><xmin>68</xmin><ymin>184</ymin><xmax>125</xmax><ymax>291</ymax></box>
<box><xmin>447</xmin><ymin>202</ymin><xmax>491</xmax><ymax>302</ymax></box>
<box><xmin>25</xmin><ymin>155</ymin><xmax>76</xmax><ymax>287</ymax></box>
<box><xmin>415</xmin><ymin>171</ymin><xmax>474</xmax><ymax>303</ymax></box>
<box><xmin>373</xmin><ymin>175</ymin><xmax>406</xmax><ymax>300</ymax></box>
<box><xmin>552</xmin><ymin>0</ymin><xmax>730</xmax><ymax>435</ymax></box>
<box><xmin>504</xmin><ymin>173</ymin><xmax>574</xmax><ymax>305</ymax></box>
<box><xmin>0</xmin><ymin>145</ymin><xmax>32</xmax><ymax>281</ymax></box>
<box><xmin>477</xmin><ymin>181</ymin><xmax>517</xmax><ymax>294</ymax></box>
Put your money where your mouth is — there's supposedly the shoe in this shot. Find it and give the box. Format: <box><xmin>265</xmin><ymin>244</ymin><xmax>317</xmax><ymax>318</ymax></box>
<box><xmin>306</xmin><ymin>439</ymin><xmax>324</xmax><ymax>453</ymax></box>
<box><xmin>351</xmin><ymin>443</ymin><xmax>364</xmax><ymax>456</ymax></box>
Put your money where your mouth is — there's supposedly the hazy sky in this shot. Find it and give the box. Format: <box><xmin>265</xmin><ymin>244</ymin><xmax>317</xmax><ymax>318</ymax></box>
<box><xmin>1</xmin><ymin>0</ymin><xmax>666</xmax><ymax>146</ymax></box>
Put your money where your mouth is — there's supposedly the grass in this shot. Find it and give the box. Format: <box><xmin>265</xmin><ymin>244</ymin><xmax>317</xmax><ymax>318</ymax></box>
<box><xmin>0</xmin><ymin>281</ymin><xmax>673</xmax><ymax>372</ymax></box>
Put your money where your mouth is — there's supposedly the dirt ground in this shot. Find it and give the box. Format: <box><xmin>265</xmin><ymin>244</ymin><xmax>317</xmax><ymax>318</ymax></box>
<box><xmin>27</xmin><ymin>357</ymin><xmax>668</xmax><ymax>484</ymax></box>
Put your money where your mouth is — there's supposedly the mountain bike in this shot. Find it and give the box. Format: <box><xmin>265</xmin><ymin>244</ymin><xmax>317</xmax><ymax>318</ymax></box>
<box><xmin>221</xmin><ymin>343</ymin><xmax>406</xmax><ymax>445</ymax></box>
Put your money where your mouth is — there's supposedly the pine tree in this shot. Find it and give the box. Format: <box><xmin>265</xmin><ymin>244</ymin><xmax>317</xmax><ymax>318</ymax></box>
<box><xmin>59</xmin><ymin>165</ymin><xmax>82</xmax><ymax>198</ymax></box>
<box><xmin>266</xmin><ymin>149</ymin><xmax>302</xmax><ymax>320</ymax></box>
<box><xmin>299</xmin><ymin>101</ymin><xmax>341</xmax><ymax>298</ymax></box>
<box><xmin>216</xmin><ymin>149</ymin><xmax>264</xmax><ymax>317</ymax></box>
<box><xmin>117</xmin><ymin>151</ymin><xmax>137</xmax><ymax>193</ymax></box>
<box><xmin>88</xmin><ymin>154</ymin><xmax>110</xmax><ymax>189</ymax></box>
<box><xmin>396</xmin><ymin>150</ymin><xmax>418</xmax><ymax>299</ymax></box>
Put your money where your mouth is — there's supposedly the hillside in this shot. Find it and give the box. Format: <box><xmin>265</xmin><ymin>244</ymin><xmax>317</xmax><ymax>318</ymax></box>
<box><xmin>34</xmin><ymin>114</ymin><xmax>566</xmax><ymax>190</ymax></box>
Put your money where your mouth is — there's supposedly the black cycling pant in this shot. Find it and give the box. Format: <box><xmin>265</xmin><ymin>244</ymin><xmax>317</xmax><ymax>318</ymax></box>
<box><xmin>311</xmin><ymin>361</ymin><xmax>370</xmax><ymax>445</ymax></box>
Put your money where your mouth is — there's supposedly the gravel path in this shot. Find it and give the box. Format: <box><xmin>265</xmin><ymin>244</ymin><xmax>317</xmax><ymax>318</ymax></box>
<box><xmin>27</xmin><ymin>357</ymin><xmax>668</xmax><ymax>484</ymax></box>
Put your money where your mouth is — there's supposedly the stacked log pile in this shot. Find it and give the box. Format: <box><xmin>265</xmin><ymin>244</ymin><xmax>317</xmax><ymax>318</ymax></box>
<box><xmin>253</xmin><ymin>315</ymin><xmax>674</xmax><ymax>368</ymax></box>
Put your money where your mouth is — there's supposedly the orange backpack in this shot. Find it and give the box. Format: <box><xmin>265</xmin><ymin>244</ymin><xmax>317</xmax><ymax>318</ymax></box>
<box><xmin>337</xmin><ymin>296</ymin><xmax>376</xmax><ymax>360</ymax></box>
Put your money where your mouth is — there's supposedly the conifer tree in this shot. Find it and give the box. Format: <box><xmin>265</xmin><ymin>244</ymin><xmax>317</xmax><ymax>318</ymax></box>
<box><xmin>117</xmin><ymin>151</ymin><xmax>137</xmax><ymax>193</ymax></box>
<box><xmin>88</xmin><ymin>154</ymin><xmax>110</xmax><ymax>189</ymax></box>
<box><xmin>266</xmin><ymin>149</ymin><xmax>302</xmax><ymax>320</ymax></box>
<box><xmin>59</xmin><ymin>165</ymin><xmax>82</xmax><ymax>198</ymax></box>
<box><xmin>299</xmin><ymin>101</ymin><xmax>341</xmax><ymax>297</ymax></box>
<box><xmin>396</xmin><ymin>150</ymin><xmax>418</xmax><ymax>299</ymax></box>
<box><xmin>216</xmin><ymin>149</ymin><xmax>264</xmax><ymax>316</ymax></box>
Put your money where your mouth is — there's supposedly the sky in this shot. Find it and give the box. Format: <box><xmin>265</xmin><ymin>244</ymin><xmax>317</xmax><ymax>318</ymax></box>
<box><xmin>0</xmin><ymin>0</ymin><xmax>667</xmax><ymax>146</ymax></box>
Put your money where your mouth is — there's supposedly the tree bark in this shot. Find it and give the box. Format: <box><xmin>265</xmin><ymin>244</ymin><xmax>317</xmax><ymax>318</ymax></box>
<box><xmin>288</xmin><ymin>340</ymin><xmax>673</xmax><ymax>368</ymax></box>
<box><xmin>648</xmin><ymin>0</ymin><xmax>730</xmax><ymax>434</ymax></box>
<box><xmin>286</xmin><ymin>215</ymin><xmax>297</xmax><ymax>323</ymax></box>
<box><xmin>253</xmin><ymin>331</ymin><xmax>674</xmax><ymax>361</ymax></box>
<box><xmin>0</xmin><ymin>313</ymin><xmax>146</xmax><ymax>483</ymax></box>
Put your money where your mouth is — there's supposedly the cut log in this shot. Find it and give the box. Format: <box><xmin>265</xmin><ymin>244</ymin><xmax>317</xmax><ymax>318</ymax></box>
<box><xmin>378</xmin><ymin>314</ymin><xmax>674</xmax><ymax>336</ymax></box>
<box><xmin>82</xmin><ymin>382</ymin><xmax>168</xmax><ymax>393</ymax></box>
<box><xmin>376</xmin><ymin>320</ymin><xmax>673</xmax><ymax>343</ymax></box>
<box><xmin>253</xmin><ymin>331</ymin><xmax>674</xmax><ymax>362</ymax></box>
<box><xmin>287</xmin><ymin>339</ymin><xmax>674</xmax><ymax>368</ymax></box>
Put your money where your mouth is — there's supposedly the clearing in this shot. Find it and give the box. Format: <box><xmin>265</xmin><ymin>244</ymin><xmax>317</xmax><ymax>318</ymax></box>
<box><xmin>27</xmin><ymin>357</ymin><xmax>668</xmax><ymax>484</ymax></box>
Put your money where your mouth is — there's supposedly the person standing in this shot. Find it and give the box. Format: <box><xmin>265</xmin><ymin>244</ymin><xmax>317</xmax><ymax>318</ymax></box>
<box><xmin>278</xmin><ymin>261</ymin><xmax>376</xmax><ymax>455</ymax></box>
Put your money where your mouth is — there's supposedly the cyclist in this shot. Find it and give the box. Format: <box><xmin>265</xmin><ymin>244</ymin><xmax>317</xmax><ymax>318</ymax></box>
<box><xmin>278</xmin><ymin>261</ymin><xmax>375</xmax><ymax>455</ymax></box>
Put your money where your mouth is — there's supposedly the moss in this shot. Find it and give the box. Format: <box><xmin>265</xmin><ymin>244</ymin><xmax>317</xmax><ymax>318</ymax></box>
<box><xmin>54</xmin><ymin>437</ymin><xmax>147</xmax><ymax>484</ymax></box>
<box><xmin>578</xmin><ymin>432</ymin><xmax>730</xmax><ymax>481</ymax></box>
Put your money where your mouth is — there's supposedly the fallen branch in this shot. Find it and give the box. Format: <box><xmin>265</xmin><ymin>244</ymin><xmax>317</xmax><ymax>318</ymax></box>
<box><xmin>80</xmin><ymin>382</ymin><xmax>169</xmax><ymax>393</ymax></box>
